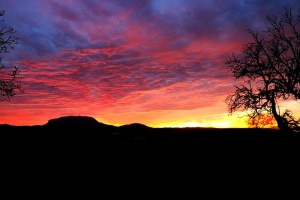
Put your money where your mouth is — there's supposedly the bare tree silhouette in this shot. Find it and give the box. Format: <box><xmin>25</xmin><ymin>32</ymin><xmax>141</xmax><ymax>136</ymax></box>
<box><xmin>0</xmin><ymin>10</ymin><xmax>22</xmax><ymax>102</ymax></box>
<box><xmin>225</xmin><ymin>8</ymin><xmax>300</xmax><ymax>131</ymax></box>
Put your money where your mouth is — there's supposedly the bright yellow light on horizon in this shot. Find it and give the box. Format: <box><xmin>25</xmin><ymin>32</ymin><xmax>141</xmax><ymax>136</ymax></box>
<box><xmin>96</xmin><ymin>111</ymin><xmax>251</xmax><ymax>129</ymax></box>
<box><xmin>172</xmin><ymin>121</ymin><xmax>232</xmax><ymax>128</ymax></box>
<box><xmin>153</xmin><ymin>119</ymin><xmax>247</xmax><ymax>128</ymax></box>
<box><xmin>150</xmin><ymin>112</ymin><xmax>250</xmax><ymax>128</ymax></box>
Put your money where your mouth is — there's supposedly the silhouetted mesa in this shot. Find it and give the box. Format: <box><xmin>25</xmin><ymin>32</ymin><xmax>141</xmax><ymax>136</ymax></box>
<box><xmin>44</xmin><ymin>116</ymin><xmax>114</xmax><ymax>130</ymax></box>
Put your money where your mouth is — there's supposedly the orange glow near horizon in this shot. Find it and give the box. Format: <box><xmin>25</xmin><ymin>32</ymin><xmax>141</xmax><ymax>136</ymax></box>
<box><xmin>0</xmin><ymin>102</ymin><xmax>250</xmax><ymax>128</ymax></box>
<box><xmin>0</xmin><ymin>114</ymin><xmax>249</xmax><ymax>128</ymax></box>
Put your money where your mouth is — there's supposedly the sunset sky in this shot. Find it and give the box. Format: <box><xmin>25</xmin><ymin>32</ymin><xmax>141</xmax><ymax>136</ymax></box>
<box><xmin>1</xmin><ymin>0</ymin><xmax>300</xmax><ymax>128</ymax></box>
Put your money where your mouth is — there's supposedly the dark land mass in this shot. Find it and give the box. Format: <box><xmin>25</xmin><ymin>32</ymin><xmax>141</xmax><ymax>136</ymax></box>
<box><xmin>1</xmin><ymin>116</ymin><xmax>300</xmax><ymax>148</ymax></box>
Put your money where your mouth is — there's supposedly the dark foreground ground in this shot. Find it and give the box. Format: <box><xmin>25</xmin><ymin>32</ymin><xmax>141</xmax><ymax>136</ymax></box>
<box><xmin>2</xmin><ymin>127</ymin><xmax>300</xmax><ymax>162</ymax></box>
<box><xmin>1</xmin><ymin>124</ymin><xmax>299</xmax><ymax>146</ymax></box>
<box><xmin>1</xmin><ymin>116</ymin><xmax>300</xmax><ymax>158</ymax></box>
<box><xmin>1</xmin><ymin>118</ymin><xmax>298</xmax><ymax>184</ymax></box>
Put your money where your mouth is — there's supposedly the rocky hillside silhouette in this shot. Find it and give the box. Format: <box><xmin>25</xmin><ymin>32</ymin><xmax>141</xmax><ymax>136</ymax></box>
<box><xmin>44</xmin><ymin>116</ymin><xmax>115</xmax><ymax>130</ymax></box>
<box><xmin>119</xmin><ymin>123</ymin><xmax>151</xmax><ymax>131</ymax></box>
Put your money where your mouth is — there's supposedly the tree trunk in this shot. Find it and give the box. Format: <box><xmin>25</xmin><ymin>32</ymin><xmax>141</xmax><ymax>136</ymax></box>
<box><xmin>270</xmin><ymin>96</ymin><xmax>289</xmax><ymax>131</ymax></box>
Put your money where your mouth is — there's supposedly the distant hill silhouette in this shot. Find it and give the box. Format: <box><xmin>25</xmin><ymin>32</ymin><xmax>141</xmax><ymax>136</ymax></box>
<box><xmin>44</xmin><ymin>116</ymin><xmax>153</xmax><ymax>132</ymax></box>
<box><xmin>44</xmin><ymin>116</ymin><xmax>114</xmax><ymax>130</ymax></box>
<box><xmin>119</xmin><ymin>123</ymin><xmax>151</xmax><ymax>130</ymax></box>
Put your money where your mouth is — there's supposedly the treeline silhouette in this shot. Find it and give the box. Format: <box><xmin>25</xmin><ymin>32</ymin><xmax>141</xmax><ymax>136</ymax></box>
<box><xmin>1</xmin><ymin>116</ymin><xmax>300</xmax><ymax>147</ymax></box>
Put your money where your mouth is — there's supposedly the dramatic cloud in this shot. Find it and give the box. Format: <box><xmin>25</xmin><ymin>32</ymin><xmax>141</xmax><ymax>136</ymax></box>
<box><xmin>1</xmin><ymin>0</ymin><xmax>300</xmax><ymax>127</ymax></box>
